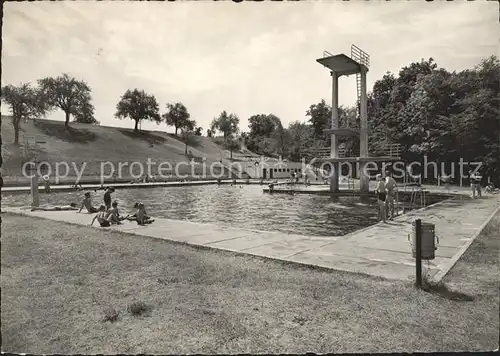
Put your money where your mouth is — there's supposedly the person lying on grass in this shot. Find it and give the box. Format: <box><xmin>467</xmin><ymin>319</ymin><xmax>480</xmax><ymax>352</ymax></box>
<box><xmin>31</xmin><ymin>203</ymin><xmax>78</xmax><ymax>211</ymax></box>
<box><xmin>91</xmin><ymin>205</ymin><xmax>121</xmax><ymax>227</ymax></box>
<box><xmin>79</xmin><ymin>192</ymin><xmax>98</xmax><ymax>213</ymax></box>
<box><xmin>485</xmin><ymin>183</ymin><xmax>499</xmax><ymax>194</ymax></box>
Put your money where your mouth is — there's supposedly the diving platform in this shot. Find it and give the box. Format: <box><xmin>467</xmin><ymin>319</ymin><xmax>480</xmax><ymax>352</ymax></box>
<box><xmin>316</xmin><ymin>53</ymin><xmax>364</xmax><ymax>76</ymax></box>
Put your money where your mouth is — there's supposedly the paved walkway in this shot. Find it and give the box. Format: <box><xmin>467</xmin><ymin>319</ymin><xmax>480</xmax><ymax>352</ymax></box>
<box><xmin>3</xmin><ymin>194</ymin><xmax>499</xmax><ymax>283</ymax></box>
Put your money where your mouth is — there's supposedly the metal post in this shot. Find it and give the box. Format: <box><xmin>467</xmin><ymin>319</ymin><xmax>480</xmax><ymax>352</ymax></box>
<box><xmin>359</xmin><ymin>66</ymin><xmax>370</xmax><ymax>193</ymax></box>
<box><xmin>415</xmin><ymin>218</ymin><xmax>422</xmax><ymax>287</ymax></box>
<box><xmin>31</xmin><ymin>161</ymin><xmax>40</xmax><ymax>208</ymax></box>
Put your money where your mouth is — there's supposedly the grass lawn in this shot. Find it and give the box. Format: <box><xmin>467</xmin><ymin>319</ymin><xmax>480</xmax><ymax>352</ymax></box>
<box><xmin>1</xmin><ymin>212</ymin><xmax>498</xmax><ymax>354</ymax></box>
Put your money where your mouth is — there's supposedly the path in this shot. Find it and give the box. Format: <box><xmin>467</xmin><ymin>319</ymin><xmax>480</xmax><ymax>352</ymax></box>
<box><xmin>3</xmin><ymin>194</ymin><xmax>499</xmax><ymax>283</ymax></box>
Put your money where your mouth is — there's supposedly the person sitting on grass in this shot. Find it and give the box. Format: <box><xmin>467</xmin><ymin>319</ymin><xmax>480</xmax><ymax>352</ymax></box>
<box><xmin>135</xmin><ymin>203</ymin><xmax>154</xmax><ymax>225</ymax></box>
<box><xmin>79</xmin><ymin>192</ymin><xmax>98</xmax><ymax>213</ymax></box>
<box><xmin>91</xmin><ymin>205</ymin><xmax>114</xmax><ymax>227</ymax></box>
<box><xmin>32</xmin><ymin>203</ymin><xmax>78</xmax><ymax>211</ymax></box>
<box><xmin>107</xmin><ymin>201</ymin><xmax>126</xmax><ymax>222</ymax></box>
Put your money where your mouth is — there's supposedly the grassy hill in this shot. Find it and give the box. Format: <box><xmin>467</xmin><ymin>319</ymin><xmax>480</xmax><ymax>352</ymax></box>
<box><xmin>1</xmin><ymin>117</ymin><xmax>260</xmax><ymax>184</ymax></box>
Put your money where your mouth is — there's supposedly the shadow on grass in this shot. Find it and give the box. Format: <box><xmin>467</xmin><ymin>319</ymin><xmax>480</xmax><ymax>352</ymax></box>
<box><xmin>117</xmin><ymin>128</ymin><xmax>168</xmax><ymax>145</ymax></box>
<box><xmin>33</xmin><ymin>120</ymin><xmax>97</xmax><ymax>143</ymax></box>
<box><xmin>420</xmin><ymin>280</ymin><xmax>475</xmax><ymax>302</ymax></box>
<box><xmin>166</xmin><ymin>133</ymin><xmax>203</xmax><ymax>149</ymax></box>
<box><xmin>127</xmin><ymin>300</ymin><xmax>152</xmax><ymax>317</ymax></box>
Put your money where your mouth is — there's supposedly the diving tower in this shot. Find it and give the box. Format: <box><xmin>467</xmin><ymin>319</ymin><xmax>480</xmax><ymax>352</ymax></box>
<box><xmin>313</xmin><ymin>45</ymin><xmax>400</xmax><ymax>193</ymax></box>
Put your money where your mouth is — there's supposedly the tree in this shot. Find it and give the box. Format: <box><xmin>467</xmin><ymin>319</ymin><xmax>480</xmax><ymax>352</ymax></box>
<box><xmin>268</xmin><ymin>114</ymin><xmax>286</xmax><ymax>156</ymax></box>
<box><xmin>38</xmin><ymin>73</ymin><xmax>94</xmax><ymax>127</ymax></box>
<box><xmin>73</xmin><ymin>101</ymin><xmax>99</xmax><ymax>125</ymax></box>
<box><xmin>194</xmin><ymin>127</ymin><xmax>203</xmax><ymax>136</ymax></box>
<box><xmin>287</xmin><ymin>121</ymin><xmax>314</xmax><ymax>161</ymax></box>
<box><xmin>306</xmin><ymin>99</ymin><xmax>331</xmax><ymax>138</ymax></box>
<box><xmin>1</xmin><ymin>83</ymin><xmax>47</xmax><ymax>145</ymax></box>
<box><xmin>210</xmin><ymin>110</ymin><xmax>239</xmax><ymax>142</ymax></box>
<box><xmin>225</xmin><ymin>134</ymin><xmax>240</xmax><ymax>160</ymax></box>
<box><xmin>180</xmin><ymin>119</ymin><xmax>196</xmax><ymax>155</ymax></box>
<box><xmin>206</xmin><ymin>129</ymin><xmax>213</xmax><ymax>137</ymax></box>
<box><xmin>248</xmin><ymin>114</ymin><xmax>276</xmax><ymax>138</ymax></box>
<box><xmin>163</xmin><ymin>102</ymin><xmax>191</xmax><ymax>136</ymax></box>
<box><xmin>115</xmin><ymin>89</ymin><xmax>161</xmax><ymax>132</ymax></box>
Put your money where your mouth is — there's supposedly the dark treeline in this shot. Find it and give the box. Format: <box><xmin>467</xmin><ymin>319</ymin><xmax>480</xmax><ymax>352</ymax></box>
<box><xmin>244</xmin><ymin>56</ymin><xmax>499</xmax><ymax>185</ymax></box>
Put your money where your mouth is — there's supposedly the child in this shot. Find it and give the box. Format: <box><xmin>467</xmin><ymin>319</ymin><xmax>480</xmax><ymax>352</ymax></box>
<box><xmin>135</xmin><ymin>203</ymin><xmax>154</xmax><ymax>225</ymax></box>
<box><xmin>91</xmin><ymin>205</ymin><xmax>113</xmax><ymax>227</ymax></box>
<box><xmin>106</xmin><ymin>201</ymin><xmax>123</xmax><ymax>224</ymax></box>
<box><xmin>79</xmin><ymin>192</ymin><xmax>98</xmax><ymax>213</ymax></box>
<box><xmin>43</xmin><ymin>175</ymin><xmax>51</xmax><ymax>193</ymax></box>
<box><xmin>103</xmin><ymin>187</ymin><xmax>115</xmax><ymax>210</ymax></box>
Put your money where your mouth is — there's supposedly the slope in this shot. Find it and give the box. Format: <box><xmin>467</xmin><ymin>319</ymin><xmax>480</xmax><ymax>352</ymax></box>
<box><xmin>1</xmin><ymin>117</ymin><xmax>257</xmax><ymax>183</ymax></box>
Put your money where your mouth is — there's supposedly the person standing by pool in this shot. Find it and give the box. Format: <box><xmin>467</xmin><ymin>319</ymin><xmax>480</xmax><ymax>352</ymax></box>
<box><xmin>384</xmin><ymin>171</ymin><xmax>397</xmax><ymax>220</ymax></box>
<box><xmin>79</xmin><ymin>192</ymin><xmax>98</xmax><ymax>213</ymax></box>
<box><xmin>469</xmin><ymin>170</ymin><xmax>482</xmax><ymax>198</ymax></box>
<box><xmin>103</xmin><ymin>187</ymin><xmax>115</xmax><ymax>210</ymax></box>
<box><xmin>375</xmin><ymin>174</ymin><xmax>387</xmax><ymax>223</ymax></box>
<box><xmin>43</xmin><ymin>175</ymin><xmax>51</xmax><ymax>193</ymax></box>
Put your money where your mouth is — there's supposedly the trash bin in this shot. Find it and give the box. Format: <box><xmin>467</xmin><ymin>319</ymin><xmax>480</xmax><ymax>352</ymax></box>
<box><xmin>409</xmin><ymin>221</ymin><xmax>437</xmax><ymax>260</ymax></box>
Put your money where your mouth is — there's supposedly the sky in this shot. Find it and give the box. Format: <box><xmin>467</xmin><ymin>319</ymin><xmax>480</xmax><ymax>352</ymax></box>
<box><xmin>2</xmin><ymin>0</ymin><xmax>498</xmax><ymax>133</ymax></box>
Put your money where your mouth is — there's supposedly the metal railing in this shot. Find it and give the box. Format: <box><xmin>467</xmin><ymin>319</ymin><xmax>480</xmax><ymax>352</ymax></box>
<box><xmin>306</xmin><ymin>143</ymin><xmax>402</xmax><ymax>159</ymax></box>
<box><xmin>371</xmin><ymin>143</ymin><xmax>402</xmax><ymax>158</ymax></box>
<box><xmin>351</xmin><ymin>44</ymin><xmax>370</xmax><ymax>68</ymax></box>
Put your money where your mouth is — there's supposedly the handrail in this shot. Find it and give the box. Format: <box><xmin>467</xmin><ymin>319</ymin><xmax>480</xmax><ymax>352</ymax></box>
<box><xmin>351</xmin><ymin>44</ymin><xmax>370</xmax><ymax>68</ymax></box>
<box><xmin>307</xmin><ymin>143</ymin><xmax>402</xmax><ymax>159</ymax></box>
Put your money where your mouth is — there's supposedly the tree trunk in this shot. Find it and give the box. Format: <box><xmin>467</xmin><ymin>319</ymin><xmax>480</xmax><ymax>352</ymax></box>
<box><xmin>134</xmin><ymin>119</ymin><xmax>139</xmax><ymax>132</ymax></box>
<box><xmin>65</xmin><ymin>111</ymin><xmax>70</xmax><ymax>127</ymax></box>
<box><xmin>175</xmin><ymin>126</ymin><xmax>178</xmax><ymax>136</ymax></box>
<box><xmin>185</xmin><ymin>141</ymin><xmax>188</xmax><ymax>155</ymax></box>
<box><xmin>12</xmin><ymin>117</ymin><xmax>20</xmax><ymax>145</ymax></box>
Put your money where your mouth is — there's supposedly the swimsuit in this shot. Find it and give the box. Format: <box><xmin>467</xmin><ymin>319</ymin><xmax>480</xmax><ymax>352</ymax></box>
<box><xmin>377</xmin><ymin>192</ymin><xmax>387</xmax><ymax>202</ymax></box>
<box><xmin>100</xmin><ymin>220</ymin><xmax>110</xmax><ymax>227</ymax></box>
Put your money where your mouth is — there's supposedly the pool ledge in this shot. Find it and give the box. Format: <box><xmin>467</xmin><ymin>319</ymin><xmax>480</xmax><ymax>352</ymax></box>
<box><xmin>3</xmin><ymin>194</ymin><xmax>499</xmax><ymax>283</ymax></box>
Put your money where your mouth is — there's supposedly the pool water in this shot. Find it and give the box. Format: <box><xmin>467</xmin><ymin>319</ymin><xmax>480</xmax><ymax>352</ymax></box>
<box><xmin>4</xmin><ymin>185</ymin><xmax>390</xmax><ymax>236</ymax></box>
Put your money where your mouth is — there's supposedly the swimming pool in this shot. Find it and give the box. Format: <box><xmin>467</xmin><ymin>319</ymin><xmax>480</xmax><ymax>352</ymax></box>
<box><xmin>1</xmin><ymin>184</ymin><xmax>443</xmax><ymax>236</ymax></box>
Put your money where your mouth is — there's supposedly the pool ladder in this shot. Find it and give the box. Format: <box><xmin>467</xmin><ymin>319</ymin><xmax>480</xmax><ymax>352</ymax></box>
<box><xmin>409</xmin><ymin>185</ymin><xmax>426</xmax><ymax>210</ymax></box>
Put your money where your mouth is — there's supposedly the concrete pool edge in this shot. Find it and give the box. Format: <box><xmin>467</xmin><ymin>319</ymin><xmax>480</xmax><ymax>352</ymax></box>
<box><xmin>1</xmin><ymin>179</ymin><xmax>328</xmax><ymax>194</ymax></box>
<box><xmin>2</xmin><ymin>194</ymin><xmax>499</xmax><ymax>283</ymax></box>
<box><xmin>0</xmin><ymin>209</ymin><xmax>392</xmax><ymax>283</ymax></box>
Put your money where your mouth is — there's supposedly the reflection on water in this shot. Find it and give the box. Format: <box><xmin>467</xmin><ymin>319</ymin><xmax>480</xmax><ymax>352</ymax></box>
<box><xmin>2</xmin><ymin>185</ymin><xmax>381</xmax><ymax>236</ymax></box>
